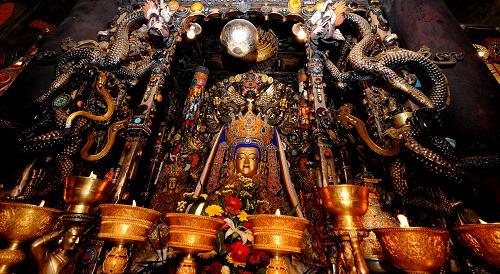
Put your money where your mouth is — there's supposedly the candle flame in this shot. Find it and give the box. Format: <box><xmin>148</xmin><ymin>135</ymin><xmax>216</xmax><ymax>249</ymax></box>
<box><xmin>275</xmin><ymin>209</ymin><xmax>281</xmax><ymax>216</ymax></box>
<box><xmin>132</xmin><ymin>200</ymin><xmax>137</xmax><ymax>207</ymax></box>
<box><xmin>39</xmin><ymin>200</ymin><xmax>45</xmax><ymax>207</ymax></box>
<box><xmin>479</xmin><ymin>219</ymin><xmax>488</xmax><ymax>224</ymax></box>
<box><xmin>89</xmin><ymin>171</ymin><xmax>97</xmax><ymax>179</ymax></box>
<box><xmin>397</xmin><ymin>214</ymin><xmax>410</xmax><ymax>228</ymax></box>
<box><xmin>194</xmin><ymin>202</ymin><xmax>205</xmax><ymax>216</ymax></box>
<box><xmin>187</xmin><ymin>26</ymin><xmax>196</xmax><ymax>39</ymax></box>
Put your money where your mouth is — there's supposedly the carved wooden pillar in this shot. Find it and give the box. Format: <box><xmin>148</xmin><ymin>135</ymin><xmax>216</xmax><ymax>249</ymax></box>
<box><xmin>383</xmin><ymin>0</ymin><xmax>500</xmax><ymax>152</ymax></box>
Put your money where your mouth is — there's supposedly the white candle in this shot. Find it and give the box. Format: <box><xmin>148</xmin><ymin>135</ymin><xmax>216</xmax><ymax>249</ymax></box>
<box><xmin>89</xmin><ymin>171</ymin><xmax>98</xmax><ymax>179</ymax></box>
<box><xmin>38</xmin><ymin>200</ymin><xmax>45</xmax><ymax>207</ymax></box>
<box><xmin>275</xmin><ymin>208</ymin><xmax>281</xmax><ymax>216</ymax></box>
<box><xmin>479</xmin><ymin>219</ymin><xmax>488</xmax><ymax>224</ymax></box>
<box><xmin>397</xmin><ymin>214</ymin><xmax>410</xmax><ymax>228</ymax></box>
<box><xmin>132</xmin><ymin>200</ymin><xmax>137</xmax><ymax>207</ymax></box>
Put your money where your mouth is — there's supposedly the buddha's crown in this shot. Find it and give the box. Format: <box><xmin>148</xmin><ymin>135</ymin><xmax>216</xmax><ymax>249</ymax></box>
<box><xmin>226</xmin><ymin>109</ymin><xmax>273</xmax><ymax>148</ymax></box>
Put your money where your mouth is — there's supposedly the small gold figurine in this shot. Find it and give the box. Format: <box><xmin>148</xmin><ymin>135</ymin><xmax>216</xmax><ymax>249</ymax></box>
<box><xmin>31</xmin><ymin>225</ymin><xmax>85</xmax><ymax>274</ymax></box>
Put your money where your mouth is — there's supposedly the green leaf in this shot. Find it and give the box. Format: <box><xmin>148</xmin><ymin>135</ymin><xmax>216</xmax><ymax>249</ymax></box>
<box><xmin>216</xmin><ymin>231</ymin><xmax>227</xmax><ymax>255</ymax></box>
<box><xmin>257</xmin><ymin>268</ymin><xmax>267</xmax><ymax>274</ymax></box>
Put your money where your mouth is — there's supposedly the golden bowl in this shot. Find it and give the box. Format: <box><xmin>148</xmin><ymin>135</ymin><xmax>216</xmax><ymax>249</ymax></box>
<box><xmin>98</xmin><ymin>204</ymin><xmax>160</xmax><ymax>243</ymax></box>
<box><xmin>248</xmin><ymin>214</ymin><xmax>309</xmax><ymax>255</ymax></box>
<box><xmin>64</xmin><ymin>176</ymin><xmax>114</xmax><ymax>213</ymax></box>
<box><xmin>0</xmin><ymin>202</ymin><xmax>61</xmax><ymax>242</ymax></box>
<box><xmin>453</xmin><ymin>223</ymin><xmax>500</xmax><ymax>267</ymax></box>
<box><xmin>165</xmin><ymin>213</ymin><xmax>225</xmax><ymax>254</ymax></box>
<box><xmin>320</xmin><ymin>185</ymin><xmax>369</xmax><ymax>230</ymax></box>
<box><xmin>0</xmin><ymin>249</ymin><xmax>25</xmax><ymax>265</ymax></box>
<box><xmin>373</xmin><ymin>227</ymin><xmax>450</xmax><ymax>273</ymax></box>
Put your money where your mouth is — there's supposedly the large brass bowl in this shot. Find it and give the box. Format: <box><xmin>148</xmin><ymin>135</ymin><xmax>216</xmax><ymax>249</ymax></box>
<box><xmin>0</xmin><ymin>202</ymin><xmax>61</xmax><ymax>242</ymax></box>
<box><xmin>373</xmin><ymin>227</ymin><xmax>450</xmax><ymax>273</ymax></box>
<box><xmin>453</xmin><ymin>223</ymin><xmax>500</xmax><ymax>267</ymax></box>
<box><xmin>165</xmin><ymin>213</ymin><xmax>225</xmax><ymax>254</ymax></box>
<box><xmin>320</xmin><ymin>185</ymin><xmax>369</xmax><ymax>230</ymax></box>
<box><xmin>98</xmin><ymin>204</ymin><xmax>160</xmax><ymax>243</ymax></box>
<box><xmin>64</xmin><ymin>176</ymin><xmax>114</xmax><ymax>213</ymax></box>
<box><xmin>0</xmin><ymin>202</ymin><xmax>61</xmax><ymax>273</ymax></box>
<box><xmin>248</xmin><ymin>214</ymin><xmax>309</xmax><ymax>255</ymax></box>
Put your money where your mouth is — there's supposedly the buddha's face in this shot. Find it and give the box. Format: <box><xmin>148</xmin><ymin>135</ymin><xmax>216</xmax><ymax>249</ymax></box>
<box><xmin>234</xmin><ymin>147</ymin><xmax>259</xmax><ymax>178</ymax></box>
<box><xmin>60</xmin><ymin>227</ymin><xmax>80</xmax><ymax>251</ymax></box>
<box><xmin>166</xmin><ymin>177</ymin><xmax>178</xmax><ymax>193</ymax></box>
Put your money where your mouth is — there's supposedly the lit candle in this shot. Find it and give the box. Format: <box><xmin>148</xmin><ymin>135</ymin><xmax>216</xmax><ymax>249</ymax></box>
<box><xmin>186</xmin><ymin>25</ymin><xmax>196</xmax><ymax>39</ymax></box>
<box><xmin>132</xmin><ymin>200</ymin><xmax>137</xmax><ymax>207</ymax></box>
<box><xmin>479</xmin><ymin>219</ymin><xmax>488</xmax><ymax>224</ymax></box>
<box><xmin>89</xmin><ymin>171</ymin><xmax>98</xmax><ymax>179</ymax></box>
<box><xmin>194</xmin><ymin>202</ymin><xmax>205</xmax><ymax>216</ymax></box>
<box><xmin>296</xmin><ymin>28</ymin><xmax>307</xmax><ymax>40</ymax></box>
<box><xmin>397</xmin><ymin>214</ymin><xmax>410</xmax><ymax>228</ymax></box>
<box><xmin>39</xmin><ymin>200</ymin><xmax>45</xmax><ymax>207</ymax></box>
<box><xmin>275</xmin><ymin>208</ymin><xmax>281</xmax><ymax>216</ymax></box>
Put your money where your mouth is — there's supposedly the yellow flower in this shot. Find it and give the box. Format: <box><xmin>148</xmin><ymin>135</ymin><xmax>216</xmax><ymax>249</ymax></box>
<box><xmin>205</xmin><ymin>204</ymin><xmax>223</xmax><ymax>217</ymax></box>
<box><xmin>237</xmin><ymin>211</ymin><xmax>249</xmax><ymax>222</ymax></box>
<box><xmin>197</xmin><ymin>250</ymin><xmax>217</xmax><ymax>259</ymax></box>
<box><xmin>245</xmin><ymin>229</ymin><xmax>254</xmax><ymax>243</ymax></box>
<box><xmin>226</xmin><ymin>254</ymin><xmax>246</xmax><ymax>267</ymax></box>
<box><xmin>221</xmin><ymin>265</ymin><xmax>231</xmax><ymax>274</ymax></box>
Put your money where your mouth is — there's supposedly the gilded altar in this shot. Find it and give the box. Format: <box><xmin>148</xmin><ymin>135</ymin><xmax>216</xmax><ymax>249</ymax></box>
<box><xmin>0</xmin><ymin>0</ymin><xmax>498</xmax><ymax>273</ymax></box>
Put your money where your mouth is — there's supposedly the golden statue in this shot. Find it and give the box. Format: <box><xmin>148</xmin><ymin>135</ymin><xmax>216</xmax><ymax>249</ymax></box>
<box><xmin>195</xmin><ymin>101</ymin><xmax>301</xmax><ymax>214</ymax></box>
<box><xmin>31</xmin><ymin>218</ymin><xmax>91</xmax><ymax>274</ymax></box>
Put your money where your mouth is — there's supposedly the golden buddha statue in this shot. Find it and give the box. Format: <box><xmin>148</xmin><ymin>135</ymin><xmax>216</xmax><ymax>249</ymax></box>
<box><xmin>197</xmin><ymin>102</ymin><xmax>300</xmax><ymax>214</ymax></box>
<box><xmin>31</xmin><ymin>226</ymin><xmax>83</xmax><ymax>274</ymax></box>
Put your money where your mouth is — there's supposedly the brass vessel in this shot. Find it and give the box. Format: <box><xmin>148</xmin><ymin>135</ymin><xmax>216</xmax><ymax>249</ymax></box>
<box><xmin>165</xmin><ymin>213</ymin><xmax>225</xmax><ymax>274</ymax></box>
<box><xmin>98</xmin><ymin>204</ymin><xmax>160</xmax><ymax>243</ymax></box>
<box><xmin>361</xmin><ymin>180</ymin><xmax>398</xmax><ymax>272</ymax></box>
<box><xmin>64</xmin><ymin>175</ymin><xmax>114</xmax><ymax>213</ymax></box>
<box><xmin>98</xmin><ymin>204</ymin><xmax>160</xmax><ymax>273</ymax></box>
<box><xmin>373</xmin><ymin>227</ymin><xmax>450</xmax><ymax>274</ymax></box>
<box><xmin>453</xmin><ymin>223</ymin><xmax>500</xmax><ymax>267</ymax></box>
<box><xmin>248</xmin><ymin>214</ymin><xmax>309</xmax><ymax>274</ymax></box>
<box><xmin>320</xmin><ymin>185</ymin><xmax>370</xmax><ymax>273</ymax></box>
<box><xmin>0</xmin><ymin>202</ymin><xmax>60</xmax><ymax>273</ymax></box>
<box><xmin>320</xmin><ymin>185</ymin><xmax>369</xmax><ymax>230</ymax></box>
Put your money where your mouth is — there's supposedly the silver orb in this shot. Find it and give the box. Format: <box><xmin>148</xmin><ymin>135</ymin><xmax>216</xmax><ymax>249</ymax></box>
<box><xmin>220</xmin><ymin>19</ymin><xmax>258</xmax><ymax>59</ymax></box>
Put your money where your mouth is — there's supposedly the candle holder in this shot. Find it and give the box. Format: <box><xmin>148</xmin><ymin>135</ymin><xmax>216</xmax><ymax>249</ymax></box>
<box><xmin>0</xmin><ymin>202</ymin><xmax>60</xmax><ymax>274</ymax></box>
<box><xmin>64</xmin><ymin>175</ymin><xmax>114</xmax><ymax>214</ymax></box>
<box><xmin>320</xmin><ymin>184</ymin><xmax>370</xmax><ymax>273</ymax></box>
<box><xmin>453</xmin><ymin>223</ymin><xmax>500</xmax><ymax>267</ymax></box>
<box><xmin>361</xmin><ymin>179</ymin><xmax>399</xmax><ymax>272</ymax></box>
<box><xmin>248</xmin><ymin>214</ymin><xmax>309</xmax><ymax>274</ymax></box>
<box><xmin>98</xmin><ymin>204</ymin><xmax>160</xmax><ymax>274</ymax></box>
<box><xmin>165</xmin><ymin>213</ymin><xmax>225</xmax><ymax>274</ymax></box>
<box><xmin>373</xmin><ymin>227</ymin><xmax>450</xmax><ymax>274</ymax></box>
<box><xmin>320</xmin><ymin>185</ymin><xmax>369</xmax><ymax>230</ymax></box>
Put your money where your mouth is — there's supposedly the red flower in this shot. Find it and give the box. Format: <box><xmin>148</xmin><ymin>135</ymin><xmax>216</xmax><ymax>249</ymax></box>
<box><xmin>229</xmin><ymin>241</ymin><xmax>250</xmax><ymax>263</ymax></box>
<box><xmin>225</xmin><ymin>196</ymin><xmax>242</xmax><ymax>213</ymax></box>
<box><xmin>248</xmin><ymin>251</ymin><xmax>269</xmax><ymax>265</ymax></box>
<box><xmin>242</xmin><ymin>221</ymin><xmax>252</xmax><ymax>230</ymax></box>
<box><xmin>248</xmin><ymin>254</ymin><xmax>260</xmax><ymax>264</ymax></box>
<box><xmin>205</xmin><ymin>261</ymin><xmax>222</xmax><ymax>274</ymax></box>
